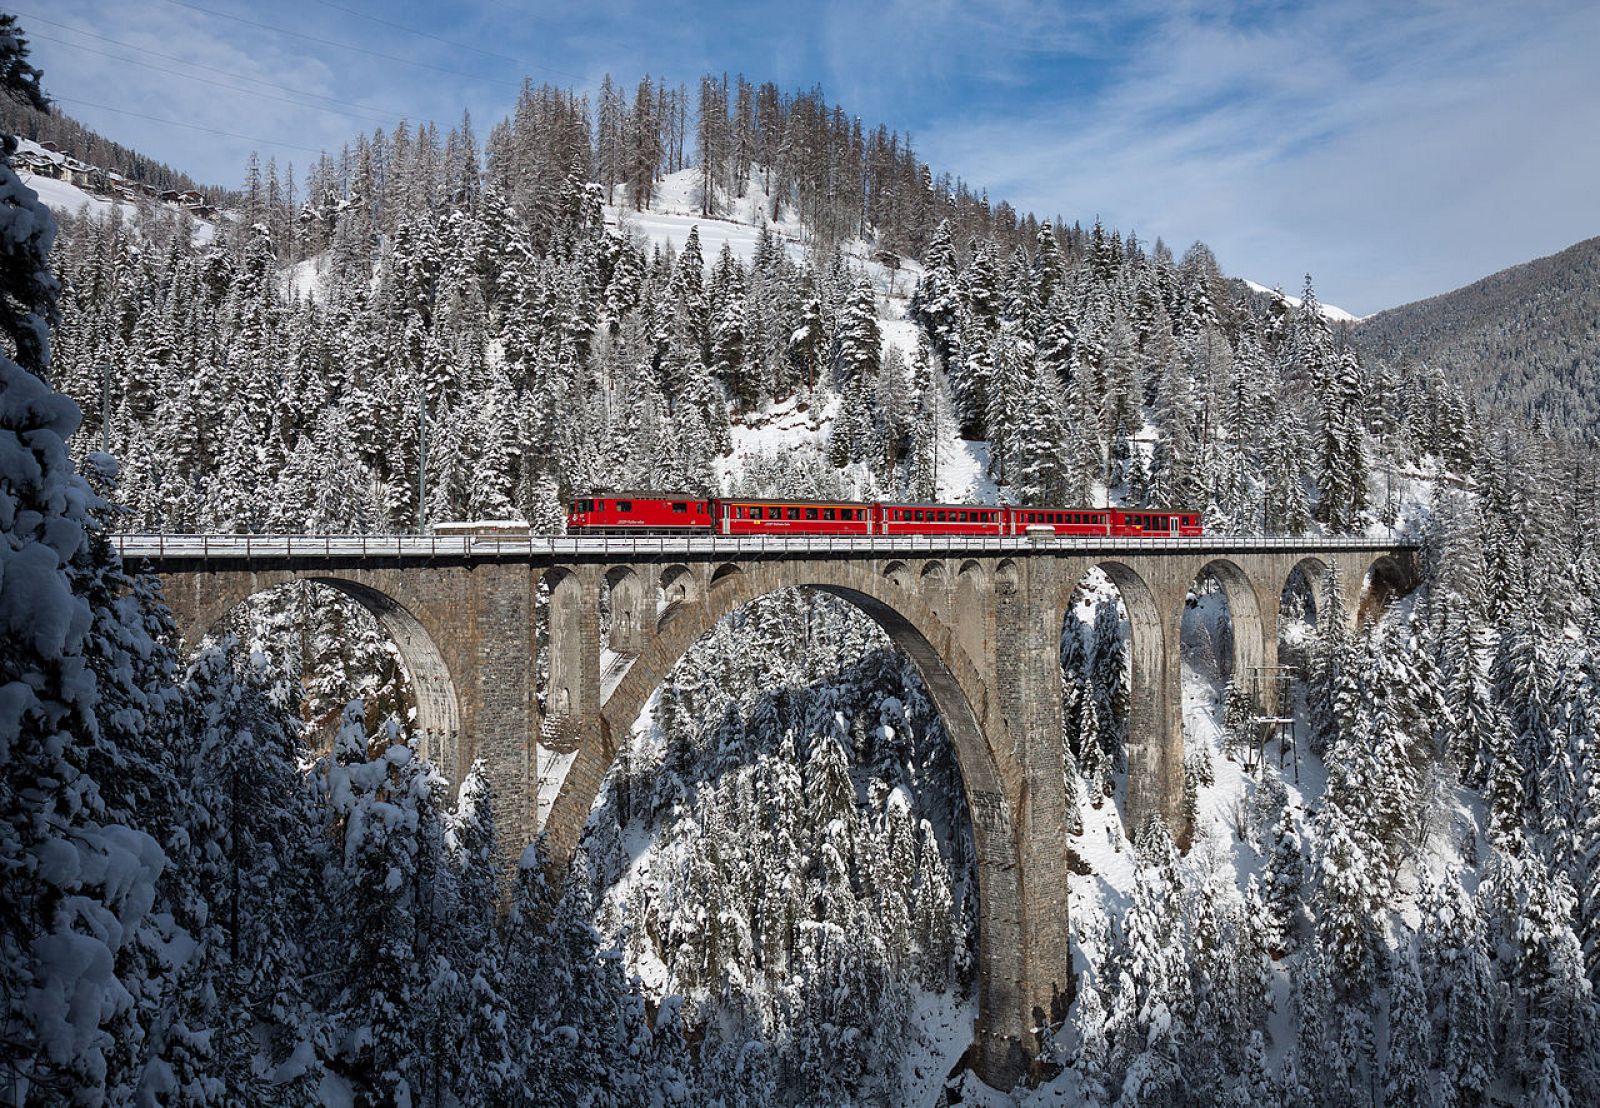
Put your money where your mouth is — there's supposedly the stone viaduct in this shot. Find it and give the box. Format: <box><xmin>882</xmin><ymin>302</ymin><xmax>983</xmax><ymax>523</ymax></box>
<box><xmin>116</xmin><ymin>531</ymin><xmax>1418</xmax><ymax>1088</ymax></box>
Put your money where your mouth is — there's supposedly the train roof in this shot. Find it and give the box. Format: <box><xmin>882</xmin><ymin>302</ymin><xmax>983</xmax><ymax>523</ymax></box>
<box><xmin>713</xmin><ymin>496</ymin><xmax>876</xmax><ymax>506</ymax></box>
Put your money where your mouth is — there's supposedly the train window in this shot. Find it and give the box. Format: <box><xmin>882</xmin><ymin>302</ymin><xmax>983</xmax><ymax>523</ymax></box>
<box><xmin>734</xmin><ymin>507</ymin><xmax>744</xmax><ymax>518</ymax></box>
<box><xmin>914</xmin><ymin>510</ymin><xmax>925</xmax><ymax>521</ymax></box>
<box><xmin>750</xmin><ymin>507</ymin><xmax>763</xmax><ymax>519</ymax></box>
<box><xmin>672</xmin><ymin>502</ymin><xmax>687</xmax><ymax>513</ymax></box>
<box><xmin>617</xmin><ymin>501</ymin><xmax>632</xmax><ymax>512</ymax></box>
<box><xmin>786</xmin><ymin>508</ymin><xmax>800</xmax><ymax>520</ymax></box>
<box><xmin>823</xmin><ymin>508</ymin><xmax>836</xmax><ymax>520</ymax></box>
<box><xmin>806</xmin><ymin>508</ymin><xmax>819</xmax><ymax>520</ymax></box>
<box><xmin>934</xmin><ymin>511</ymin><xmax>944</xmax><ymax>522</ymax></box>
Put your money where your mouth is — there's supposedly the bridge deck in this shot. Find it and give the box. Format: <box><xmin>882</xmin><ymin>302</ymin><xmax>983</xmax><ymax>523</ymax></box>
<box><xmin>111</xmin><ymin>532</ymin><xmax>1416</xmax><ymax>563</ymax></box>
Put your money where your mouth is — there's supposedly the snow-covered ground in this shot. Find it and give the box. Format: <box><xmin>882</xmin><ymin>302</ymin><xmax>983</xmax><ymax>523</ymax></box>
<box><xmin>285</xmin><ymin>253</ymin><xmax>331</xmax><ymax>303</ymax></box>
<box><xmin>1243</xmin><ymin>278</ymin><xmax>1364</xmax><ymax>324</ymax></box>
<box><xmin>901</xmin><ymin>991</ymin><xmax>976</xmax><ymax>1105</ymax></box>
<box><xmin>610</xmin><ymin>165</ymin><xmax>924</xmax><ymax>300</ymax></box>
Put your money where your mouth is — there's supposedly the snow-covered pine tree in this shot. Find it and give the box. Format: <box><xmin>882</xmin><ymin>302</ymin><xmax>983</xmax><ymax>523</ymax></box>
<box><xmin>0</xmin><ymin>51</ymin><xmax>173</xmax><ymax>1099</ymax></box>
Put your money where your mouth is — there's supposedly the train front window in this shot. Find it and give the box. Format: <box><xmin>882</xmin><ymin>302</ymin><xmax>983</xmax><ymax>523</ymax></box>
<box><xmin>617</xmin><ymin>501</ymin><xmax>632</xmax><ymax>512</ymax></box>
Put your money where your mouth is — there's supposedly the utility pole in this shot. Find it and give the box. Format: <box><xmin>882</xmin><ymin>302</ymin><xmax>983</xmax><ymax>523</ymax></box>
<box><xmin>100</xmin><ymin>362</ymin><xmax>111</xmax><ymax>454</ymax></box>
<box><xmin>417</xmin><ymin>388</ymin><xmax>428</xmax><ymax>533</ymax></box>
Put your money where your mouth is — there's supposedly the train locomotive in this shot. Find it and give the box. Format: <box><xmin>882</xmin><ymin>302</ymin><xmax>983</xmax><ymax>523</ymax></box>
<box><xmin>566</xmin><ymin>494</ymin><xmax>1203</xmax><ymax>538</ymax></box>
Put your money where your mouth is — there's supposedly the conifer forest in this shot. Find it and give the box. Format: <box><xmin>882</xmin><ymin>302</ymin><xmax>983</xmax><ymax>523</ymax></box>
<box><xmin>5</xmin><ymin>11</ymin><xmax>1600</xmax><ymax>1106</ymax></box>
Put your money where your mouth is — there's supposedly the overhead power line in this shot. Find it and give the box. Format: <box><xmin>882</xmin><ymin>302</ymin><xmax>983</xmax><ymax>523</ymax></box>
<box><xmin>308</xmin><ymin>0</ymin><xmax>520</xmax><ymax>68</ymax></box>
<box><xmin>28</xmin><ymin>29</ymin><xmax>408</xmax><ymax>131</ymax></box>
<box><xmin>48</xmin><ymin>95</ymin><xmax>328</xmax><ymax>156</ymax></box>
<box><xmin>303</xmin><ymin>0</ymin><xmax>587</xmax><ymax>83</ymax></box>
<box><xmin>12</xmin><ymin>9</ymin><xmax>430</xmax><ymax>126</ymax></box>
<box><xmin>158</xmin><ymin>0</ymin><xmax>525</xmax><ymax>89</ymax></box>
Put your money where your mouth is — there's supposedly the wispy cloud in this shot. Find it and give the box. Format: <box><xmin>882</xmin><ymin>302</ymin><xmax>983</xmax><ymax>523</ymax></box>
<box><xmin>916</xmin><ymin>0</ymin><xmax>1600</xmax><ymax>313</ymax></box>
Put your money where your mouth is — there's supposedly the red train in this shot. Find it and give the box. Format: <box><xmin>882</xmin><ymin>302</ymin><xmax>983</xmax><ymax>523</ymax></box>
<box><xmin>566</xmin><ymin>494</ymin><xmax>1203</xmax><ymax>538</ymax></box>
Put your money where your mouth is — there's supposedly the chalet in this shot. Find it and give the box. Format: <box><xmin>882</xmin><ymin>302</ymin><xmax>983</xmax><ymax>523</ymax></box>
<box><xmin>13</xmin><ymin>150</ymin><xmax>59</xmax><ymax>177</ymax></box>
<box><xmin>60</xmin><ymin>157</ymin><xmax>94</xmax><ymax>186</ymax></box>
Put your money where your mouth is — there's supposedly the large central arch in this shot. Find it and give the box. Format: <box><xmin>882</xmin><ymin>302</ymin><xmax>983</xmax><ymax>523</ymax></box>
<box><xmin>540</xmin><ymin>557</ymin><xmax>1041</xmax><ymax>1082</ymax></box>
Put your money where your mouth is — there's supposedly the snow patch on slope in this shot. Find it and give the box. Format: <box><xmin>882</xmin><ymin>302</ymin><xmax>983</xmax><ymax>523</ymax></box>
<box><xmin>609</xmin><ymin>166</ymin><xmax>924</xmax><ymax>301</ymax></box>
<box><xmin>1244</xmin><ymin>278</ymin><xmax>1364</xmax><ymax>323</ymax></box>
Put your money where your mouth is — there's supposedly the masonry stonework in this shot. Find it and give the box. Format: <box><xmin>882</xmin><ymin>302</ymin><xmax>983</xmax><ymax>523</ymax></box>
<box><xmin>133</xmin><ymin>538</ymin><xmax>1417</xmax><ymax>1091</ymax></box>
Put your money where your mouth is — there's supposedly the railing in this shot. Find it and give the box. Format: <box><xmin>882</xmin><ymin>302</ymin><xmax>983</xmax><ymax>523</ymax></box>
<box><xmin>110</xmin><ymin>532</ymin><xmax>1418</xmax><ymax>562</ymax></box>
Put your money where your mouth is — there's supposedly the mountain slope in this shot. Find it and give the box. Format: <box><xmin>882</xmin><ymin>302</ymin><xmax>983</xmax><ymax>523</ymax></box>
<box><xmin>1354</xmin><ymin>235</ymin><xmax>1600</xmax><ymax>431</ymax></box>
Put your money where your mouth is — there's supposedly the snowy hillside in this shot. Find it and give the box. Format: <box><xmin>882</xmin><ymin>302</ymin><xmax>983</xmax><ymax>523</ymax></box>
<box><xmin>15</xmin><ymin>137</ymin><xmax>217</xmax><ymax>241</ymax></box>
<box><xmin>609</xmin><ymin>164</ymin><xmax>925</xmax><ymax>301</ymax></box>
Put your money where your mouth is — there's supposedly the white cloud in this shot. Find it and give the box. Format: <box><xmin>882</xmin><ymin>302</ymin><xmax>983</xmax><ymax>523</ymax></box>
<box><xmin>917</xmin><ymin>0</ymin><xmax>1600</xmax><ymax>314</ymax></box>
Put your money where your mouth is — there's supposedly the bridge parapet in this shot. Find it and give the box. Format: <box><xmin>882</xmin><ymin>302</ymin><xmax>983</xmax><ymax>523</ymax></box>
<box><xmin>112</xmin><ymin>531</ymin><xmax>1419</xmax><ymax>565</ymax></box>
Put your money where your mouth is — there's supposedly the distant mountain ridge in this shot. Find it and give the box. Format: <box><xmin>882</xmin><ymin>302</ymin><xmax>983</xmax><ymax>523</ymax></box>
<box><xmin>1354</xmin><ymin>235</ymin><xmax>1600</xmax><ymax>433</ymax></box>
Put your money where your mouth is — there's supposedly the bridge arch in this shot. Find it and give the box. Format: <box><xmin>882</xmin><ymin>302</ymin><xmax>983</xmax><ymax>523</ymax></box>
<box><xmin>1282</xmin><ymin>555</ymin><xmax>1330</xmax><ymax>623</ymax></box>
<box><xmin>1189</xmin><ymin>558</ymin><xmax>1270</xmax><ymax>685</ymax></box>
<box><xmin>542</xmin><ymin>559</ymin><xmax>1042</xmax><ymax>1081</ymax></box>
<box><xmin>656</xmin><ymin>564</ymin><xmax>697</xmax><ymax>632</ymax></box>
<box><xmin>1059</xmin><ymin>560</ymin><xmax>1172</xmax><ymax>836</ymax></box>
<box><xmin>1356</xmin><ymin>553</ymin><xmax>1413</xmax><ymax>626</ymax></box>
<box><xmin>175</xmin><ymin>572</ymin><xmax>464</xmax><ymax>780</ymax></box>
<box><xmin>602</xmin><ymin>565</ymin><xmax>647</xmax><ymax>655</ymax></box>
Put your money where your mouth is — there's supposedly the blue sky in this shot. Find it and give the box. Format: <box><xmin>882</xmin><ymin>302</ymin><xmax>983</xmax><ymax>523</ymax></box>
<box><xmin>20</xmin><ymin>0</ymin><xmax>1600</xmax><ymax>315</ymax></box>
